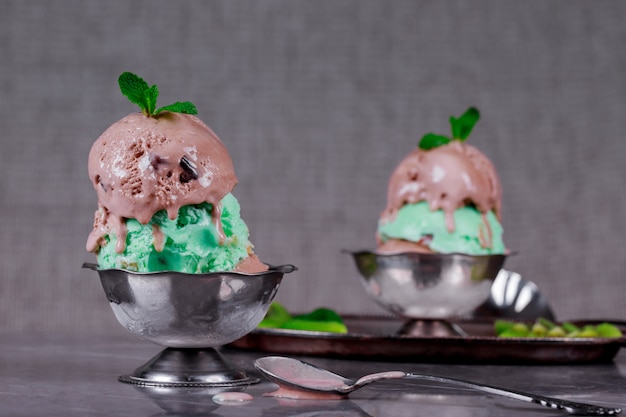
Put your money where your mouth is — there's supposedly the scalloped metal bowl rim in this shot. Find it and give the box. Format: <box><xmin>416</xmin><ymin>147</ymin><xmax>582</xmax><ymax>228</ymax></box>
<box><xmin>81</xmin><ymin>262</ymin><xmax>297</xmax><ymax>277</ymax></box>
<box><xmin>347</xmin><ymin>249</ymin><xmax>515</xmax><ymax>260</ymax></box>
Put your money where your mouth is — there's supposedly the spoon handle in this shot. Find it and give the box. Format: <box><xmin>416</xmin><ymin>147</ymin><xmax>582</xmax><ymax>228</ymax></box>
<box><xmin>406</xmin><ymin>373</ymin><xmax>620</xmax><ymax>415</ymax></box>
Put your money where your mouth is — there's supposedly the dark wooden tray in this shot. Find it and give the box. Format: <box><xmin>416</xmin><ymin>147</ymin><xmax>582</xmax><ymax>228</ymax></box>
<box><xmin>229</xmin><ymin>316</ymin><xmax>626</xmax><ymax>364</ymax></box>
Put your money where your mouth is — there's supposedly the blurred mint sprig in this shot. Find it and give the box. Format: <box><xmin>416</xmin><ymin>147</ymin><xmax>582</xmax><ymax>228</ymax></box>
<box><xmin>118</xmin><ymin>72</ymin><xmax>198</xmax><ymax>117</ymax></box>
<box><xmin>418</xmin><ymin>107</ymin><xmax>480</xmax><ymax>150</ymax></box>
<box><xmin>258</xmin><ymin>302</ymin><xmax>348</xmax><ymax>333</ymax></box>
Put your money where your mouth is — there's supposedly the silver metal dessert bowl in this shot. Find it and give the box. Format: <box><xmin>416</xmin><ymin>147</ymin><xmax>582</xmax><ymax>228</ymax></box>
<box><xmin>83</xmin><ymin>263</ymin><xmax>295</xmax><ymax>348</ymax></box>
<box><xmin>349</xmin><ymin>251</ymin><xmax>507</xmax><ymax>320</ymax></box>
<box><xmin>83</xmin><ymin>262</ymin><xmax>296</xmax><ymax>387</ymax></box>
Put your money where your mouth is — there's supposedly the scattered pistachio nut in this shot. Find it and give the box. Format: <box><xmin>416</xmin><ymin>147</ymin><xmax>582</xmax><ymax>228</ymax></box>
<box><xmin>495</xmin><ymin>318</ymin><xmax>623</xmax><ymax>339</ymax></box>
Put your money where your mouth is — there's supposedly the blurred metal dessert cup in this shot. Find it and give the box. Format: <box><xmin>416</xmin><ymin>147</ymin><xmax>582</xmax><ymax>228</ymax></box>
<box><xmin>348</xmin><ymin>251</ymin><xmax>507</xmax><ymax>336</ymax></box>
<box><xmin>83</xmin><ymin>262</ymin><xmax>296</xmax><ymax>387</ymax></box>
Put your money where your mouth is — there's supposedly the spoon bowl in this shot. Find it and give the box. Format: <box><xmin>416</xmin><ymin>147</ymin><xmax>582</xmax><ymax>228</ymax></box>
<box><xmin>254</xmin><ymin>356</ymin><xmax>621</xmax><ymax>415</ymax></box>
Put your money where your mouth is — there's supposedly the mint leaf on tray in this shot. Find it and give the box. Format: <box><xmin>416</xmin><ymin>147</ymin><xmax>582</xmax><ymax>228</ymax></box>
<box><xmin>258</xmin><ymin>302</ymin><xmax>348</xmax><ymax>334</ymax></box>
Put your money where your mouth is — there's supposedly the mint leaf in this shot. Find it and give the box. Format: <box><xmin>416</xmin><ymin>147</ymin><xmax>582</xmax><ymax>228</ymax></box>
<box><xmin>118</xmin><ymin>72</ymin><xmax>151</xmax><ymax>114</ymax></box>
<box><xmin>156</xmin><ymin>101</ymin><xmax>198</xmax><ymax>115</ymax></box>
<box><xmin>146</xmin><ymin>85</ymin><xmax>159</xmax><ymax>116</ymax></box>
<box><xmin>117</xmin><ymin>72</ymin><xmax>198</xmax><ymax>117</ymax></box>
<box><xmin>450</xmin><ymin>107</ymin><xmax>480</xmax><ymax>140</ymax></box>
<box><xmin>419</xmin><ymin>133</ymin><xmax>451</xmax><ymax>150</ymax></box>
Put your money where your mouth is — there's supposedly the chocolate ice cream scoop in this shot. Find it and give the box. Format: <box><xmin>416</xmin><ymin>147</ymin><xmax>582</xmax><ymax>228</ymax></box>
<box><xmin>86</xmin><ymin>112</ymin><xmax>237</xmax><ymax>254</ymax></box>
<box><xmin>381</xmin><ymin>140</ymin><xmax>501</xmax><ymax>233</ymax></box>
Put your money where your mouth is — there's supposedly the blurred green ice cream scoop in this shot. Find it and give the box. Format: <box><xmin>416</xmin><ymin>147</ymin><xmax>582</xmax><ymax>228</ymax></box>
<box><xmin>378</xmin><ymin>201</ymin><xmax>505</xmax><ymax>255</ymax></box>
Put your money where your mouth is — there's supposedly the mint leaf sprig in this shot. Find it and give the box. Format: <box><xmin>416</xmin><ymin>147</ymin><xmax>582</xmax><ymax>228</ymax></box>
<box><xmin>118</xmin><ymin>72</ymin><xmax>198</xmax><ymax>117</ymax></box>
<box><xmin>418</xmin><ymin>107</ymin><xmax>480</xmax><ymax>150</ymax></box>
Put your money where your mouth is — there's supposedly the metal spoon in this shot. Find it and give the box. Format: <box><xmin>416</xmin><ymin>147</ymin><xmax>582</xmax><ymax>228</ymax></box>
<box><xmin>254</xmin><ymin>356</ymin><xmax>621</xmax><ymax>415</ymax></box>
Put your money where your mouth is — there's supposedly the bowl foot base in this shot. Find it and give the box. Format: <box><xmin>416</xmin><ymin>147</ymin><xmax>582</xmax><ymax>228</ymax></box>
<box><xmin>118</xmin><ymin>347</ymin><xmax>259</xmax><ymax>387</ymax></box>
<box><xmin>398</xmin><ymin>319</ymin><xmax>467</xmax><ymax>337</ymax></box>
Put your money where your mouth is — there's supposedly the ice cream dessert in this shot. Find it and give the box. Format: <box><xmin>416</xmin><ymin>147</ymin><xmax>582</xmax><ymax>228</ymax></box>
<box><xmin>377</xmin><ymin>108</ymin><xmax>505</xmax><ymax>255</ymax></box>
<box><xmin>86</xmin><ymin>72</ymin><xmax>267</xmax><ymax>273</ymax></box>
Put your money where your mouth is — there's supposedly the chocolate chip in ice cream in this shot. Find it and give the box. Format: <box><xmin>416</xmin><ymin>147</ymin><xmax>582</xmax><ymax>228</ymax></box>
<box><xmin>179</xmin><ymin>155</ymin><xmax>198</xmax><ymax>183</ymax></box>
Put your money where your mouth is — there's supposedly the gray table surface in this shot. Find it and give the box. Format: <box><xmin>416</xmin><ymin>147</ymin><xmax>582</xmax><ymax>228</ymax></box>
<box><xmin>2</xmin><ymin>333</ymin><xmax>625</xmax><ymax>417</ymax></box>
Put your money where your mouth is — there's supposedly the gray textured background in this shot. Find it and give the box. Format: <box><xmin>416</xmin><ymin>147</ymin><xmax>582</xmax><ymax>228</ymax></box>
<box><xmin>2</xmin><ymin>1</ymin><xmax>626</xmax><ymax>337</ymax></box>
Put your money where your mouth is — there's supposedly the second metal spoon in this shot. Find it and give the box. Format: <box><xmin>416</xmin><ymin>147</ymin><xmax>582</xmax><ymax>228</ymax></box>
<box><xmin>254</xmin><ymin>356</ymin><xmax>621</xmax><ymax>415</ymax></box>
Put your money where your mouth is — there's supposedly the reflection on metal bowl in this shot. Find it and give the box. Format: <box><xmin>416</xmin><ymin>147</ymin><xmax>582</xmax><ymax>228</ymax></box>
<box><xmin>473</xmin><ymin>269</ymin><xmax>555</xmax><ymax>320</ymax></box>
<box><xmin>132</xmin><ymin>382</ymin><xmax>253</xmax><ymax>415</ymax></box>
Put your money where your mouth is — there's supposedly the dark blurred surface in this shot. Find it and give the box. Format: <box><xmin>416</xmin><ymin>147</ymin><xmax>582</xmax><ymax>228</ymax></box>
<box><xmin>2</xmin><ymin>334</ymin><xmax>625</xmax><ymax>416</ymax></box>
